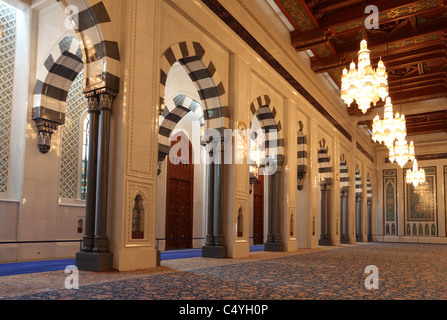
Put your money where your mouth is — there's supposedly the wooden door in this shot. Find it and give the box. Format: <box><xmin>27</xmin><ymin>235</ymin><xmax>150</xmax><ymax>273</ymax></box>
<box><xmin>253</xmin><ymin>175</ymin><xmax>264</xmax><ymax>245</ymax></box>
<box><xmin>165</xmin><ymin>132</ymin><xmax>194</xmax><ymax>250</ymax></box>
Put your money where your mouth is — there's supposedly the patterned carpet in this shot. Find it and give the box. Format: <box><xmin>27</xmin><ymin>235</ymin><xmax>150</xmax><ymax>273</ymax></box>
<box><xmin>1</xmin><ymin>243</ymin><xmax>447</xmax><ymax>301</ymax></box>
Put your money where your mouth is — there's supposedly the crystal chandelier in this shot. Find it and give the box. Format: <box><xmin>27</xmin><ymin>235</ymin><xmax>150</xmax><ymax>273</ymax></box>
<box><xmin>406</xmin><ymin>159</ymin><xmax>425</xmax><ymax>187</ymax></box>
<box><xmin>341</xmin><ymin>40</ymin><xmax>389</xmax><ymax>114</ymax></box>
<box><xmin>372</xmin><ymin>97</ymin><xmax>407</xmax><ymax>149</ymax></box>
<box><xmin>389</xmin><ymin>138</ymin><xmax>414</xmax><ymax>168</ymax></box>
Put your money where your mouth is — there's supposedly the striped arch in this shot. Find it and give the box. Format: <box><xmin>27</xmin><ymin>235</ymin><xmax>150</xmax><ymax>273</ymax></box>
<box><xmin>340</xmin><ymin>154</ymin><xmax>349</xmax><ymax>192</ymax></box>
<box><xmin>367</xmin><ymin>176</ymin><xmax>372</xmax><ymax>200</ymax></box>
<box><xmin>158</xmin><ymin>94</ymin><xmax>204</xmax><ymax>161</ymax></box>
<box><xmin>318</xmin><ymin>139</ymin><xmax>332</xmax><ymax>185</ymax></box>
<box><xmin>57</xmin><ymin>0</ymin><xmax>121</xmax><ymax>93</ymax></box>
<box><xmin>355</xmin><ymin>167</ymin><xmax>362</xmax><ymax>197</ymax></box>
<box><xmin>297</xmin><ymin>121</ymin><xmax>308</xmax><ymax>190</ymax></box>
<box><xmin>159</xmin><ymin>41</ymin><xmax>229</xmax><ymax>136</ymax></box>
<box><xmin>33</xmin><ymin>35</ymin><xmax>83</xmax><ymax>127</ymax></box>
<box><xmin>249</xmin><ymin>95</ymin><xmax>285</xmax><ymax>166</ymax></box>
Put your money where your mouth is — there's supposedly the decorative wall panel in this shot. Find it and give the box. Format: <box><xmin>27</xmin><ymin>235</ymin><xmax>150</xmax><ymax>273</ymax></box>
<box><xmin>405</xmin><ymin>167</ymin><xmax>437</xmax><ymax>236</ymax></box>
<box><xmin>383</xmin><ymin>169</ymin><xmax>397</xmax><ymax>236</ymax></box>
<box><xmin>0</xmin><ymin>3</ymin><xmax>17</xmax><ymax>193</ymax></box>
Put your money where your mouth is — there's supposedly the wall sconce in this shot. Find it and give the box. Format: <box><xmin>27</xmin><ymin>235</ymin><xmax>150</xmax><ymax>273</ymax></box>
<box><xmin>236</xmin><ymin>121</ymin><xmax>248</xmax><ymax>162</ymax></box>
<box><xmin>157</xmin><ymin>160</ymin><xmax>163</xmax><ymax>176</ymax></box>
<box><xmin>159</xmin><ymin>103</ymin><xmax>166</xmax><ymax>116</ymax></box>
<box><xmin>249</xmin><ymin>165</ymin><xmax>259</xmax><ymax>194</ymax></box>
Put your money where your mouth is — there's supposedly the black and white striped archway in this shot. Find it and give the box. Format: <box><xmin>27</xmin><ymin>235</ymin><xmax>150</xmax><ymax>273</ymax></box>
<box><xmin>159</xmin><ymin>41</ymin><xmax>228</xmax><ymax>138</ymax></box>
<box><xmin>159</xmin><ymin>41</ymin><xmax>229</xmax><ymax>258</ymax></box>
<box><xmin>33</xmin><ymin>0</ymin><xmax>121</xmax><ymax>153</ymax></box>
<box><xmin>297</xmin><ymin>121</ymin><xmax>307</xmax><ymax>190</ymax></box>
<box><xmin>318</xmin><ymin>139</ymin><xmax>332</xmax><ymax>185</ymax></box>
<box><xmin>249</xmin><ymin>95</ymin><xmax>285</xmax><ymax>168</ymax></box>
<box><xmin>158</xmin><ymin>94</ymin><xmax>204</xmax><ymax>163</ymax></box>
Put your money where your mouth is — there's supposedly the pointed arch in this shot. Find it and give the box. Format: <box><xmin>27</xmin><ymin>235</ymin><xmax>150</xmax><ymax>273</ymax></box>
<box><xmin>297</xmin><ymin>120</ymin><xmax>307</xmax><ymax>190</ymax></box>
<box><xmin>318</xmin><ymin>139</ymin><xmax>332</xmax><ymax>185</ymax></box>
<box><xmin>33</xmin><ymin>1</ymin><xmax>121</xmax><ymax>153</ymax></box>
<box><xmin>340</xmin><ymin>154</ymin><xmax>349</xmax><ymax>192</ymax></box>
<box><xmin>249</xmin><ymin>95</ymin><xmax>285</xmax><ymax>166</ymax></box>
<box><xmin>355</xmin><ymin>167</ymin><xmax>362</xmax><ymax>198</ymax></box>
<box><xmin>159</xmin><ymin>41</ymin><xmax>228</xmax><ymax>136</ymax></box>
<box><xmin>33</xmin><ymin>35</ymin><xmax>83</xmax><ymax>131</ymax></box>
<box><xmin>57</xmin><ymin>0</ymin><xmax>121</xmax><ymax>93</ymax></box>
<box><xmin>158</xmin><ymin>94</ymin><xmax>203</xmax><ymax>161</ymax></box>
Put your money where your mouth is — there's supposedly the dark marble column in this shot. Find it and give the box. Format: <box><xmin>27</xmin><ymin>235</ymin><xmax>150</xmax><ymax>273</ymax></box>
<box><xmin>367</xmin><ymin>198</ymin><xmax>372</xmax><ymax>242</ymax></box>
<box><xmin>340</xmin><ymin>190</ymin><xmax>349</xmax><ymax>244</ymax></box>
<box><xmin>213</xmin><ymin>143</ymin><xmax>225</xmax><ymax>247</ymax></box>
<box><xmin>76</xmin><ymin>90</ymin><xmax>115</xmax><ymax>272</ymax></box>
<box><xmin>205</xmin><ymin>159</ymin><xmax>215</xmax><ymax>246</ymax></box>
<box><xmin>93</xmin><ymin>91</ymin><xmax>114</xmax><ymax>254</ymax></box>
<box><xmin>81</xmin><ymin>94</ymin><xmax>100</xmax><ymax>253</ymax></box>
<box><xmin>319</xmin><ymin>182</ymin><xmax>332</xmax><ymax>246</ymax></box>
<box><xmin>202</xmin><ymin>141</ymin><xmax>226</xmax><ymax>258</ymax></box>
<box><xmin>356</xmin><ymin>195</ymin><xmax>362</xmax><ymax>242</ymax></box>
<box><xmin>265</xmin><ymin>165</ymin><xmax>283</xmax><ymax>252</ymax></box>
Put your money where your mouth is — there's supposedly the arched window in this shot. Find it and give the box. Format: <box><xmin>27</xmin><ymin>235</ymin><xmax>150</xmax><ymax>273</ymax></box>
<box><xmin>80</xmin><ymin>113</ymin><xmax>90</xmax><ymax>200</ymax></box>
<box><xmin>59</xmin><ymin>70</ymin><xmax>88</xmax><ymax>201</ymax></box>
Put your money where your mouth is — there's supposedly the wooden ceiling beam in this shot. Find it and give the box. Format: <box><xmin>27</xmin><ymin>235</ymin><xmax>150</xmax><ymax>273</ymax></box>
<box><xmin>311</xmin><ymin>43</ymin><xmax>447</xmax><ymax>73</ymax></box>
<box><xmin>317</xmin><ymin>0</ymin><xmax>435</xmax><ymax>29</ymax></box>
<box><xmin>305</xmin><ymin>17</ymin><xmax>447</xmax><ymax>56</ymax></box>
<box><xmin>311</xmin><ymin>0</ymin><xmax>363</xmax><ymax>19</ymax></box>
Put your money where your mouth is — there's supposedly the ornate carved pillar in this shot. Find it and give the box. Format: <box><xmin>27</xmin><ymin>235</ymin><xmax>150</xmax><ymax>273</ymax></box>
<box><xmin>81</xmin><ymin>94</ymin><xmax>100</xmax><ymax>252</ymax></box>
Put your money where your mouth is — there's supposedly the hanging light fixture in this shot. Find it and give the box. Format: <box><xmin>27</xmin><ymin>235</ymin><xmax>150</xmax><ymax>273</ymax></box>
<box><xmin>371</xmin><ymin>97</ymin><xmax>407</xmax><ymax>149</ymax></box>
<box><xmin>389</xmin><ymin>138</ymin><xmax>412</xmax><ymax>168</ymax></box>
<box><xmin>341</xmin><ymin>40</ymin><xmax>389</xmax><ymax>114</ymax></box>
<box><xmin>406</xmin><ymin>159</ymin><xmax>425</xmax><ymax>187</ymax></box>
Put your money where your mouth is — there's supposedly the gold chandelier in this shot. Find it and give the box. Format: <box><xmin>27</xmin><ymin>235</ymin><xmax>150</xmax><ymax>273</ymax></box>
<box><xmin>372</xmin><ymin>97</ymin><xmax>407</xmax><ymax>149</ymax></box>
<box><xmin>341</xmin><ymin>40</ymin><xmax>389</xmax><ymax>114</ymax></box>
<box><xmin>389</xmin><ymin>138</ymin><xmax>415</xmax><ymax>168</ymax></box>
<box><xmin>406</xmin><ymin>159</ymin><xmax>425</xmax><ymax>187</ymax></box>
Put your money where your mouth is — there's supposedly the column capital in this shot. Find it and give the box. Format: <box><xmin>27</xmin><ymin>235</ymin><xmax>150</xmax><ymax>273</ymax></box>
<box><xmin>87</xmin><ymin>95</ymin><xmax>100</xmax><ymax>113</ymax></box>
<box><xmin>99</xmin><ymin>91</ymin><xmax>115</xmax><ymax>112</ymax></box>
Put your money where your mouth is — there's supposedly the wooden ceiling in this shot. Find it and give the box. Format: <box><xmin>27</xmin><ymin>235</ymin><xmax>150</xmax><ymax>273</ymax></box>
<box><xmin>273</xmin><ymin>0</ymin><xmax>447</xmax><ymax>136</ymax></box>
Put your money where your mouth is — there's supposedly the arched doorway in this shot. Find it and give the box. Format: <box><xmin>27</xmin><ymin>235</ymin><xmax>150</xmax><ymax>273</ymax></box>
<box><xmin>252</xmin><ymin>174</ymin><xmax>264</xmax><ymax>245</ymax></box>
<box><xmin>165</xmin><ymin>131</ymin><xmax>194</xmax><ymax>250</ymax></box>
<box><xmin>249</xmin><ymin>95</ymin><xmax>284</xmax><ymax>252</ymax></box>
<box><xmin>157</xmin><ymin>41</ymin><xmax>229</xmax><ymax>258</ymax></box>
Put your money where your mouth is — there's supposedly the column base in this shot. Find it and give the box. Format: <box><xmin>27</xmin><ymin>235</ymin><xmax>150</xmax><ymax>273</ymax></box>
<box><xmin>340</xmin><ymin>236</ymin><xmax>350</xmax><ymax>244</ymax></box>
<box><xmin>202</xmin><ymin>245</ymin><xmax>227</xmax><ymax>258</ymax></box>
<box><xmin>264</xmin><ymin>242</ymin><xmax>283</xmax><ymax>252</ymax></box>
<box><xmin>156</xmin><ymin>250</ymin><xmax>161</xmax><ymax>266</ymax></box>
<box><xmin>319</xmin><ymin>235</ymin><xmax>333</xmax><ymax>246</ymax></box>
<box><xmin>76</xmin><ymin>251</ymin><xmax>113</xmax><ymax>272</ymax></box>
